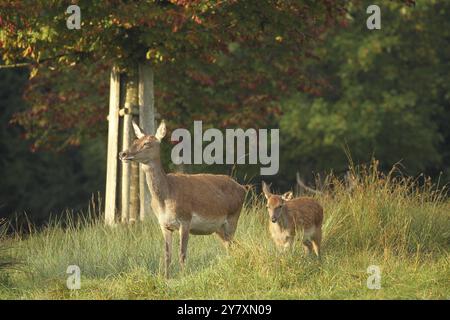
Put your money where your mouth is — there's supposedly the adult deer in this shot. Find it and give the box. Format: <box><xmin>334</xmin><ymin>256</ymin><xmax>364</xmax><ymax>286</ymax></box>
<box><xmin>262</xmin><ymin>181</ymin><xmax>323</xmax><ymax>257</ymax></box>
<box><xmin>119</xmin><ymin>120</ymin><xmax>246</xmax><ymax>277</ymax></box>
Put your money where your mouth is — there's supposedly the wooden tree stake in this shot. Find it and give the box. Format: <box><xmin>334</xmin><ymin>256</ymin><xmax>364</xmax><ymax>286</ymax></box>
<box><xmin>138</xmin><ymin>63</ymin><xmax>155</xmax><ymax>221</ymax></box>
<box><xmin>105</xmin><ymin>67</ymin><xmax>120</xmax><ymax>225</ymax></box>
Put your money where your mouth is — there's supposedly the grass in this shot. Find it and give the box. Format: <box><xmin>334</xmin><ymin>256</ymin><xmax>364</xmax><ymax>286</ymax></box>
<box><xmin>0</xmin><ymin>219</ymin><xmax>16</xmax><ymax>272</ymax></box>
<box><xmin>0</xmin><ymin>162</ymin><xmax>449</xmax><ymax>299</ymax></box>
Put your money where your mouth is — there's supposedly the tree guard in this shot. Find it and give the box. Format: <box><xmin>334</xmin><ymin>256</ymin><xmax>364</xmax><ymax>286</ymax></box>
<box><xmin>105</xmin><ymin>64</ymin><xmax>154</xmax><ymax>225</ymax></box>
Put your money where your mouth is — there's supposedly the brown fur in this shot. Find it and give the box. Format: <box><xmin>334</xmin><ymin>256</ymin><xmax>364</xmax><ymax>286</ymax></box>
<box><xmin>119</xmin><ymin>121</ymin><xmax>246</xmax><ymax>277</ymax></box>
<box><xmin>166</xmin><ymin>173</ymin><xmax>246</xmax><ymax>221</ymax></box>
<box><xmin>262</xmin><ymin>182</ymin><xmax>324</xmax><ymax>257</ymax></box>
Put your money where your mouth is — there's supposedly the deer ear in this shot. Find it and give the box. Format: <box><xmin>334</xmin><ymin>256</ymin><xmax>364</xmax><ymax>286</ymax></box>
<box><xmin>262</xmin><ymin>181</ymin><xmax>271</xmax><ymax>199</ymax></box>
<box><xmin>132</xmin><ymin>120</ymin><xmax>145</xmax><ymax>139</ymax></box>
<box><xmin>155</xmin><ymin>120</ymin><xmax>166</xmax><ymax>141</ymax></box>
<box><xmin>281</xmin><ymin>191</ymin><xmax>294</xmax><ymax>201</ymax></box>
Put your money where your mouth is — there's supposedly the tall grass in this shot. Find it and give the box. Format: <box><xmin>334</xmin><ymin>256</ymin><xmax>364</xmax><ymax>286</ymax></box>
<box><xmin>321</xmin><ymin>162</ymin><xmax>449</xmax><ymax>254</ymax></box>
<box><xmin>0</xmin><ymin>219</ymin><xmax>17</xmax><ymax>286</ymax></box>
<box><xmin>0</xmin><ymin>162</ymin><xmax>449</xmax><ymax>299</ymax></box>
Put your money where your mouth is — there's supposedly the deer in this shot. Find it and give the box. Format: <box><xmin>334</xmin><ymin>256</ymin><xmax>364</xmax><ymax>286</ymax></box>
<box><xmin>119</xmin><ymin>120</ymin><xmax>246</xmax><ymax>277</ymax></box>
<box><xmin>262</xmin><ymin>181</ymin><xmax>323</xmax><ymax>258</ymax></box>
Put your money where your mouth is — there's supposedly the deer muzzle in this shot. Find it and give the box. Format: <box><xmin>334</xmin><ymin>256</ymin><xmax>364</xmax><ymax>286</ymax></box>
<box><xmin>118</xmin><ymin>151</ymin><xmax>134</xmax><ymax>161</ymax></box>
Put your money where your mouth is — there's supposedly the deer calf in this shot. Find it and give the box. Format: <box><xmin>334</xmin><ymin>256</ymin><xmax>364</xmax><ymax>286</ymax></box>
<box><xmin>262</xmin><ymin>182</ymin><xmax>323</xmax><ymax>257</ymax></box>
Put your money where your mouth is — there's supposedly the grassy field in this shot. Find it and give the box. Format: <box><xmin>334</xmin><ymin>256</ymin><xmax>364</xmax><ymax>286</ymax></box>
<box><xmin>0</xmin><ymin>164</ymin><xmax>449</xmax><ymax>299</ymax></box>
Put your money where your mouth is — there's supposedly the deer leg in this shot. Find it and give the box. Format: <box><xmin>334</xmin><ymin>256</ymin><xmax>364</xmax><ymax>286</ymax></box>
<box><xmin>303</xmin><ymin>227</ymin><xmax>318</xmax><ymax>257</ymax></box>
<box><xmin>216</xmin><ymin>226</ymin><xmax>232</xmax><ymax>251</ymax></box>
<box><xmin>225</xmin><ymin>210</ymin><xmax>241</xmax><ymax>243</ymax></box>
<box><xmin>283</xmin><ymin>239</ymin><xmax>293</xmax><ymax>251</ymax></box>
<box><xmin>161</xmin><ymin>227</ymin><xmax>173</xmax><ymax>278</ymax></box>
<box><xmin>302</xmin><ymin>240</ymin><xmax>313</xmax><ymax>256</ymax></box>
<box><xmin>216</xmin><ymin>211</ymin><xmax>241</xmax><ymax>251</ymax></box>
<box><xmin>179</xmin><ymin>222</ymin><xmax>190</xmax><ymax>270</ymax></box>
<box><xmin>311</xmin><ymin>227</ymin><xmax>322</xmax><ymax>258</ymax></box>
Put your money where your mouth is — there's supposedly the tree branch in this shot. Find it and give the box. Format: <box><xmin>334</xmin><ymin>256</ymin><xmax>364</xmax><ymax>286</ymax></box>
<box><xmin>0</xmin><ymin>51</ymin><xmax>89</xmax><ymax>69</ymax></box>
<box><xmin>0</xmin><ymin>62</ymin><xmax>30</xmax><ymax>69</ymax></box>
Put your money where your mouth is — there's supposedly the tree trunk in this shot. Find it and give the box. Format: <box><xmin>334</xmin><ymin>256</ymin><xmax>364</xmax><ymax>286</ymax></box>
<box><xmin>138</xmin><ymin>63</ymin><xmax>154</xmax><ymax>221</ymax></box>
<box><xmin>121</xmin><ymin>69</ymin><xmax>140</xmax><ymax>223</ymax></box>
<box><xmin>106</xmin><ymin>65</ymin><xmax>153</xmax><ymax>225</ymax></box>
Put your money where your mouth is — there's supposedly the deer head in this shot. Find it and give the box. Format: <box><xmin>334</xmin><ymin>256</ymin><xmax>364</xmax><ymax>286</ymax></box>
<box><xmin>262</xmin><ymin>181</ymin><xmax>293</xmax><ymax>223</ymax></box>
<box><xmin>119</xmin><ymin>120</ymin><xmax>167</xmax><ymax>164</ymax></box>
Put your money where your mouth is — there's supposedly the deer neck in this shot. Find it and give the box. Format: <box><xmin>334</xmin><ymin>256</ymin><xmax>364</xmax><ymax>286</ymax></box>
<box><xmin>141</xmin><ymin>159</ymin><xmax>169</xmax><ymax>206</ymax></box>
<box><xmin>277</xmin><ymin>208</ymin><xmax>290</xmax><ymax>229</ymax></box>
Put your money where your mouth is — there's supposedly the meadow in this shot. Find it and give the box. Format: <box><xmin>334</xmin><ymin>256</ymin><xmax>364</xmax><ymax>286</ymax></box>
<box><xmin>0</xmin><ymin>164</ymin><xmax>449</xmax><ymax>299</ymax></box>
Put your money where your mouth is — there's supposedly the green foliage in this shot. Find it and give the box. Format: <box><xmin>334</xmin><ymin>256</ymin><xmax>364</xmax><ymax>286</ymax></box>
<box><xmin>0</xmin><ymin>68</ymin><xmax>105</xmax><ymax>221</ymax></box>
<box><xmin>0</xmin><ymin>0</ymin><xmax>348</xmax><ymax>148</ymax></box>
<box><xmin>1</xmin><ymin>0</ymin><xmax>447</xmax><ymax>221</ymax></box>
<box><xmin>0</xmin><ymin>164</ymin><xmax>449</xmax><ymax>299</ymax></box>
<box><xmin>278</xmin><ymin>1</ymin><xmax>450</xmax><ymax>183</ymax></box>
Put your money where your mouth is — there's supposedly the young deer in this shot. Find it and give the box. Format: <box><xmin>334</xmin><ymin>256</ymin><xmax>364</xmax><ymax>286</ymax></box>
<box><xmin>262</xmin><ymin>181</ymin><xmax>323</xmax><ymax>257</ymax></box>
<box><xmin>119</xmin><ymin>120</ymin><xmax>246</xmax><ymax>277</ymax></box>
